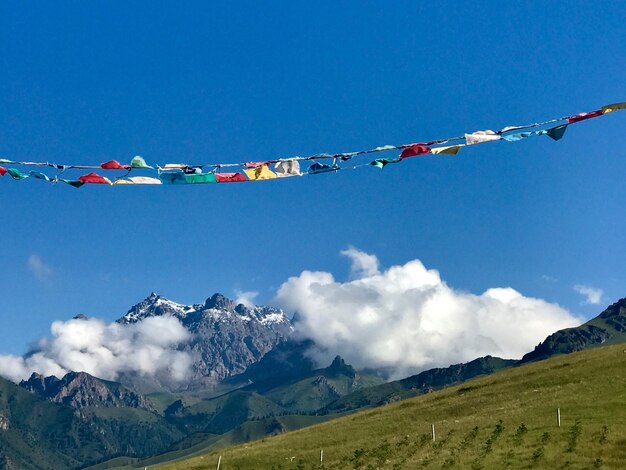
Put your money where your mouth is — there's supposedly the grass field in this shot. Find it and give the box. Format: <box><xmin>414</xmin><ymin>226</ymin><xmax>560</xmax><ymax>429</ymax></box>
<box><xmin>155</xmin><ymin>343</ymin><xmax>626</xmax><ymax>469</ymax></box>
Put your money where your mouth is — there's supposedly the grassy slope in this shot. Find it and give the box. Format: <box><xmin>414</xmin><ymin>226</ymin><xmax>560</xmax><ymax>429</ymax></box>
<box><xmin>87</xmin><ymin>415</ymin><xmax>342</xmax><ymax>470</ymax></box>
<box><xmin>157</xmin><ymin>343</ymin><xmax>626</xmax><ymax>469</ymax></box>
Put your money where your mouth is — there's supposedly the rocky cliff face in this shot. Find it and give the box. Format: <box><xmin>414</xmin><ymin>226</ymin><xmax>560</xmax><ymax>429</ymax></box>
<box><xmin>520</xmin><ymin>297</ymin><xmax>626</xmax><ymax>363</ymax></box>
<box><xmin>20</xmin><ymin>371</ymin><xmax>155</xmax><ymax>411</ymax></box>
<box><xmin>118</xmin><ymin>292</ymin><xmax>293</xmax><ymax>390</ymax></box>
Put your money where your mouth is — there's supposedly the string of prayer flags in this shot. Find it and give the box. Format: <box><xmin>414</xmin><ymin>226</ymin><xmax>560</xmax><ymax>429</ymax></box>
<box><xmin>0</xmin><ymin>102</ymin><xmax>623</xmax><ymax>188</ymax></box>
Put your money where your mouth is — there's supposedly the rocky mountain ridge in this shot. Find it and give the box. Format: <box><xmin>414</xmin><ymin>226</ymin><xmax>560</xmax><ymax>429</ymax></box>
<box><xmin>117</xmin><ymin>292</ymin><xmax>293</xmax><ymax>391</ymax></box>
<box><xmin>20</xmin><ymin>371</ymin><xmax>155</xmax><ymax>411</ymax></box>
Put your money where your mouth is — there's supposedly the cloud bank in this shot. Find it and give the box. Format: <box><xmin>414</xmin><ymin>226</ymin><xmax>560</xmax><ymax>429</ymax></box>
<box><xmin>0</xmin><ymin>316</ymin><xmax>191</xmax><ymax>383</ymax></box>
<box><xmin>277</xmin><ymin>249</ymin><xmax>582</xmax><ymax>379</ymax></box>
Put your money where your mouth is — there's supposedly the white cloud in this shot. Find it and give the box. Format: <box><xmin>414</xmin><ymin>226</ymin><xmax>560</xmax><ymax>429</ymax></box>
<box><xmin>277</xmin><ymin>249</ymin><xmax>582</xmax><ymax>379</ymax></box>
<box><xmin>27</xmin><ymin>254</ymin><xmax>53</xmax><ymax>281</ymax></box>
<box><xmin>341</xmin><ymin>246</ymin><xmax>380</xmax><ymax>279</ymax></box>
<box><xmin>0</xmin><ymin>316</ymin><xmax>192</xmax><ymax>383</ymax></box>
<box><xmin>573</xmin><ymin>284</ymin><xmax>603</xmax><ymax>305</ymax></box>
<box><xmin>235</xmin><ymin>289</ymin><xmax>259</xmax><ymax>308</ymax></box>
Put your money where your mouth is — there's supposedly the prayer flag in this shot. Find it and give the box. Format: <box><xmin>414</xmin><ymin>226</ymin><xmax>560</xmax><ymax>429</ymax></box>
<box><xmin>400</xmin><ymin>144</ymin><xmax>431</xmax><ymax>158</ymax></box>
<box><xmin>502</xmin><ymin>132</ymin><xmax>532</xmax><ymax>142</ymax></box>
<box><xmin>373</xmin><ymin>145</ymin><xmax>397</xmax><ymax>152</ymax></box>
<box><xmin>465</xmin><ymin>130</ymin><xmax>501</xmax><ymax>145</ymax></box>
<box><xmin>215</xmin><ymin>172</ymin><xmax>247</xmax><ymax>183</ymax></box>
<box><xmin>243</xmin><ymin>165</ymin><xmax>278</xmax><ymax>180</ymax></box>
<box><xmin>568</xmin><ymin>110</ymin><xmax>603</xmax><ymax>124</ymax></box>
<box><xmin>159</xmin><ymin>172</ymin><xmax>188</xmax><ymax>184</ymax></box>
<box><xmin>78</xmin><ymin>172</ymin><xmax>112</xmax><ymax>184</ymax></box>
<box><xmin>130</xmin><ymin>156</ymin><xmax>152</xmax><ymax>169</ymax></box>
<box><xmin>602</xmin><ymin>102</ymin><xmax>626</xmax><ymax>114</ymax></box>
<box><xmin>245</xmin><ymin>161</ymin><xmax>272</xmax><ymax>169</ymax></box>
<box><xmin>274</xmin><ymin>159</ymin><xmax>301</xmax><ymax>177</ymax></box>
<box><xmin>370</xmin><ymin>157</ymin><xmax>401</xmax><ymax>168</ymax></box>
<box><xmin>309</xmin><ymin>162</ymin><xmax>338</xmax><ymax>174</ymax></box>
<box><xmin>29</xmin><ymin>171</ymin><xmax>50</xmax><ymax>181</ymax></box>
<box><xmin>185</xmin><ymin>173</ymin><xmax>217</xmax><ymax>184</ymax></box>
<box><xmin>127</xmin><ymin>176</ymin><xmax>162</xmax><ymax>185</ymax></box>
<box><xmin>59</xmin><ymin>179</ymin><xmax>85</xmax><ymax>188</ymax></box>
<box><xmin>430</xmin><ymin>145</ymin><xmax>462</xmax><ymax>155</ymax></box>
<box><xmin>7</xmin><ymin>168</ymin><xmax>28</xmax><ymax>179</ymax></box>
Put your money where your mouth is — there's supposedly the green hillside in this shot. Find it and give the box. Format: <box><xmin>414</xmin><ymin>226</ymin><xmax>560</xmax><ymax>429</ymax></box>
<box><xmin>322</xmin><ymin>355</ymin><xmax>514</xmax><ymax>414</ymax></box>
<box><xmin>157</xmin><ymin>343</ymin><xmax>626</xmax><ymax>469</ymax></box>
<box><xmin>0</xmin><ymin>376</ymin><xmax>183</xmax><ymax>469</ymax></box>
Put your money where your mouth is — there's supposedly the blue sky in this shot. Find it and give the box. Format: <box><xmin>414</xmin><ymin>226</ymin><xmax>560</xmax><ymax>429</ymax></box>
<box><xmin>0</xmin><ymin>1</ymin><xmax>624</xmax><ymax>355</ymax></box>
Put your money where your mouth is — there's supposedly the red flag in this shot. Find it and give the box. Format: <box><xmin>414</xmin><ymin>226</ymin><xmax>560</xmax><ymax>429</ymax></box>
<box><xmin>0</xmin><ymin>166</ymin><xmax>6</xmax><ymax>176</ymax></box>
<box><xmin>215</xmin><ymin>172</ymin><xmax>247</xmax><ymax>183</ymax></box>
<box><xmin>567</xmin><ymin>109</ymin><xmax>603</xmax><ymax>124</ymax></box>
<box><xmin>78</xmin><ymin>172</ymin><xmax>112</xmax><ymax>184</ymax></box>
<box><xmin>100</xmin><ymin>160</ymin><xmax>130</xmax><ymax>170</ymax></box>
<box><xmin>400</xmin><ymin>144</ymin><xmax>432</xmax><ymax>159</ymax></box>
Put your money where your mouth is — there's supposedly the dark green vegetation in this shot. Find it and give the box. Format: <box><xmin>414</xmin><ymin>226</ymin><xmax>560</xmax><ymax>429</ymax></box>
<box><xmin>158</xmin><ymin>343</ymin><xmax>626</xmax><ymax>469</ymax></box>
<box><xmin>321</xmin><ymin>356</ymin><xmax>515</xmax><ymax>414</ymax></box>
<box><xmin>0</xmin><ymin>376</ymin><xmax>183</xmax><ymax>470</ymax></box>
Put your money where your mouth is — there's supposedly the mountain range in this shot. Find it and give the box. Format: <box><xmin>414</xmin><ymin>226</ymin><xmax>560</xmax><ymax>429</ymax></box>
<box><xmin>2</xmin><ymin>293</ymin><xmax>625</xmax><ymax>470</ymax></box>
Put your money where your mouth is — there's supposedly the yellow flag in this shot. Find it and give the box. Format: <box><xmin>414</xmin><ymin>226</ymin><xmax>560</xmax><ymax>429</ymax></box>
<box><xmin>243</xmin><ymin>165</ymin><xmax>278</xmax><ymax>181</ymax></box>
<box><xmin>602</xmin><ymin>102</ymin><xmax>626</xmax><ymax>114</ymax></box>
<box><xmin>431</xmin><ymin>145</ymin><xmax>463</xmax><ymax>155</ymax></box>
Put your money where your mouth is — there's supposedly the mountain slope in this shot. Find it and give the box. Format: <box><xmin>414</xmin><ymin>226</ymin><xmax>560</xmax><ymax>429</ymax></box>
<box><xmin>0</xmin><ymin>375</ymin><xmax>184</xmax><ymax>470</ymax></box>
<box><xmin>322</xmin><ymin>355</ymin><xmax>515</xmax><ymax>414</ymax></box>
<box><xmin>158</xmin><ymin>343</ymin><xmax>626</xmax><ymax>470</ymax></box>
<box><xmin>520</xmin><ymin>296</ymin><xmax>626</xmax><ymax>363</ymax></box>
